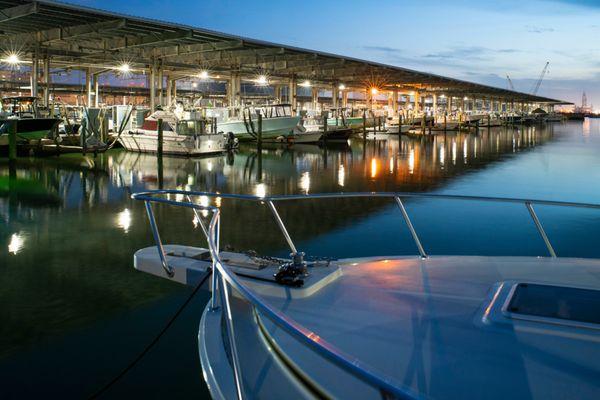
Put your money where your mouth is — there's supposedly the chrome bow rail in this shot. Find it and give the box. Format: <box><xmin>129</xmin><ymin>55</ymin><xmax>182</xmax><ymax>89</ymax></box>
<box><xmin>131</xmin><ymin>190</ymin><xmax>600</xmax><ymax>400</ymax></box>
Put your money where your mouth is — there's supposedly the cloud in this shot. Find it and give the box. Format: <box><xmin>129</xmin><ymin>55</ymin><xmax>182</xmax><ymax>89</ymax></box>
<box><xmin>526</xmin><ymin>25</ymin><xmax>555</xmax><ymax>33</ymax></box>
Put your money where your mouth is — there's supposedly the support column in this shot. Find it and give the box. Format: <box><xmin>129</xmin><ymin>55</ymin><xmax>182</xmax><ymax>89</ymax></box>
<box><xmin>414</xmin><ymin>91</ymin><xmax>420</xmax><ymax>113</ymax></box>
<box><xmin>311</xmin><ymin>87</ymin><xmax>319</xmax><ymax>111</ymax></box>
<box><xmin>30</xmin><ymin>54</ymin><xmax>38</xmax><ymax>98</ymax></box>
<box><xmin>172</xmin><ymin>79</ymin><xmax>177</xmax><ymax>101</ymax></box>
<box><xmin>274</xmin><ymin>84</ymin><xmax>281</xmax><ymax>103</ymax></box>
<box><xmin>448</xmin><ymin>96</ymin><xmax>453</xmax><ymax>114</ymax></box>
<box><xmin>85</xmin><ymin>67</ymin><xmax>93</xmax><ymax>106</ymax></box>
<box><xmin>289</xmin><ymin>76</ymin><xmax>297</xmax><ymax>113</ymax></box>
<box><xmin>433</xmin><ymin>94</ymin><xmax>438</xmax><ymax>117</ymax></box>
<box><xmin>94</xmin><ymin>76</ymin><xmax>99</xmax><ymax>107</ymax></box>
<box><xmin>158</xmin><ymin>66</ymin><xmax>164</xmax><ymax>106</ymax></box>
<box><xmin>42</xmin><ymin>57</ymin><xmax>50</xmax><ymax>107</ymax></box>
<box><xmin>149</xmin><ymin>64</ymin><xmax>156</xmax><ymax>111</ymax></box>
<box><xmin>341</xmin><ymin>89</ymin><xmax>348</xmax><ymax>108</ymax></box>
<box><xmin>228</xmin><ymin>73</ymin><xmax>241</xmax><ymax>107</ymax></box>
<box><xmin>166</xmin><ymin>78</ymin><xmax>173</xmax><ymax>106</ymax></box>
<box><xmin>392</xmin><ymin>90</ymin><xmax>398</xmax><ymax>116</ymax></box>
<box><xmin>332</xmin><ymin>83</ymin><xmax>339</xmax><ymax>109</ymax></box>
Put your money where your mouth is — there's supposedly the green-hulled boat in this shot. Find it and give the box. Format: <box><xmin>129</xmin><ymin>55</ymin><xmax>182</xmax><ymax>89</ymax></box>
<box><xmin>0</xmin><ymin>96</ymin><xmax>60</xmax><ymax>145</ymax></box>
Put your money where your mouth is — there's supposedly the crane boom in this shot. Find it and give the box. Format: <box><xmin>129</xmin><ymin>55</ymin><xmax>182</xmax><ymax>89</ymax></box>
<box><xmin>531</xmin><ymin>62</ymin><xmax>549</xmax><ymax>95</ymax></box>
<box><xmin>506</xmin><ymin>75</ymin><xmax>515</xmax><ymax>90</ymax></box>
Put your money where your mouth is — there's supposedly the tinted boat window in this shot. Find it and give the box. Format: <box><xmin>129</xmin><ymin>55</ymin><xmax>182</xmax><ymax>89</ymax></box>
<box><xmin>507</xmin><ymin>283</ymin><xmax>600</xmax><ymax>325</ymax></box>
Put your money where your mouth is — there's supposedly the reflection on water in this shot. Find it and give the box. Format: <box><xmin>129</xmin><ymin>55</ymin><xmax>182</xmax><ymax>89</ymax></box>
<box><xmin>2</xmin><ymin>121</ymin><xmax>600</xmax><ymax>398</ymax></box>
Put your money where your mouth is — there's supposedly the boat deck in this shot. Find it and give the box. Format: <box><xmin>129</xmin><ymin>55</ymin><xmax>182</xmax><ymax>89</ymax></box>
<box><xmin>252</xmin><ymin>256</ymin><xmax>600</xmax><ymax>399</ymax></box>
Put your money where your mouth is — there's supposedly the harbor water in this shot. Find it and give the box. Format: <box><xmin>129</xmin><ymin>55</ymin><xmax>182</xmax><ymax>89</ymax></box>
<box><xmin>2</xmin><ymin>120</ymin><xmax>600</xmax><ymax>398</ymax></box>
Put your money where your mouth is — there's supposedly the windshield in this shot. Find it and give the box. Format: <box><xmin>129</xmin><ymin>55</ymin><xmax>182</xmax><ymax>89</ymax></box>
<box><xmin>176</xmin><ymin>120</ymin><xmax>204</xmax><ymax>135</ymax></box>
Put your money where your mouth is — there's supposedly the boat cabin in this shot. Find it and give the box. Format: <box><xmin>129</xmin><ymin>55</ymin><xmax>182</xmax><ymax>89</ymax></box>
<box><xmin>2</xmin><ymin>96</ymin><xmax>41</xmax><ymax>119</ymax></box>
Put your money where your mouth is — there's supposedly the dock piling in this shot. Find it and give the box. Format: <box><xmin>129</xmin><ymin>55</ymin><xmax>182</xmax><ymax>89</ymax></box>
<box><xmin>322</xmin><ymin>111</ymin><xmax>328</xmax><ymax>143</ymax></box>
<box><xmin>157</xmin><ymin>118</ymin><xmax>164</xmax><ymax>156</ymax></box>
<box><xmin>257</xmin><ymin>113</ymin><xmax>263</xmax><ymax>145</ymax></box>
<box><xmin>363</xmin><ymin>111</ymin><xmax>367</xmax><ymax>140</ymax></box>
<box><xmin>8</xmin><ymin>120</ymin><xmax>17</xmax><ymax>164</ymax></box>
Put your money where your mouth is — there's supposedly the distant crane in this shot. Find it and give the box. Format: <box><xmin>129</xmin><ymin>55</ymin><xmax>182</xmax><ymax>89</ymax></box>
<box><xmin>530</xmin><ymin>62</ymin><xmax>550</xmax><ymax>95</ymax></box>
<box><xmin>506</xmin><ymin>75</ymin><xmax>515</xmax><ymax>90</ymax></box>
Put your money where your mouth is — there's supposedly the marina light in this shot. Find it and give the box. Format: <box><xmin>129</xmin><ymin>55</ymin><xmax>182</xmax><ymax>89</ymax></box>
<box><xmin>192</xmin><ymin>82</ymin><xmax>198</xmax><ymax>88</ymax></box>
<box><xmin>300</xmin><ymin>80</ymin><xmax>311</xmax><ymax>87</ymax></box>
<box><xmin>8</xmin><ymin>232</ymin><xmax>25</xmax><ymax>254</ymax></box>
<box><xmin>199</xmin><ymin>70</ymin><xmax>209</xmax><ymax>80</ymax></box>
<box><xmin>256</xmin><ymin>75</ymin><xmax>268</xmax><ymax>86</ymax></box>
<box><xmin>370</xmin><ymin>87</ymin><xmax>379</xmax><ymax>95</ymax></box>
<box><xmin>116</xmin><ymin>209</ymin><xmax>132</xmax><ymax>233</ymax></box>
<box><xmin>117</xmin><ymin>63</ymin><xmax>131</xmax><ymax>73</ymax></box>
<box><xmin>338</xmin><ymin>84</ymin><xmax>346</xmax><ymax>91</ymax></box>
<box><xmin>3</xmin><ymin>53</ymin><xmax>21</xmax><ymax>65</ymax></box>
<box><xmin>254</xmin><ymin>183</ymin><xmax>267</xmax><ymax>198</ymax></box>
<box><xmin>464</xmin><ymin>96</ymin><xmax>469</xmax><ymax>100</ymax></box>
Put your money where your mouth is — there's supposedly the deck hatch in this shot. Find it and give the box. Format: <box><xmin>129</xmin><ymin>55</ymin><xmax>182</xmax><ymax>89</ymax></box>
<box><xmin>506</xmin><ymin>283</ymin><xmax>600</xmax><ymax>325</ymax></box>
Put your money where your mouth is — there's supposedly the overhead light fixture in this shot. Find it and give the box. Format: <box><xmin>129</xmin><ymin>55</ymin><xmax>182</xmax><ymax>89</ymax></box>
<box><xmin>198</xmin><ymin>70</ymin><xmax>209</xmax><ymax>80</ymax></box>
<box><xmin>370</xmin><ymin>87</ymin><xmax>378</xmax><ymax>95</ymax></box>
<box><xmin>2</xmin><ymin>53</ymin><xmax>21</xmax><ymax>65</ymax></box>
<box><xmin>464</xmin><ymin>96</ymin><xmax>469</xmax><ymax>100</ymax></box>
<box><xmin>256</xmin><ymin>75</ymin><xmax>268</xmax><ymax>86</ymax></box>
<box><xmin>300</xmin><ymin>80</ymin><xmax>311</xmax><ymax>87</ymax></box>
<box><xmin>338</xmin><ymin>84</ymin><xmax>346</xmax><ymax>90</ymax></box>
<box><xmin>117</xmin><ymin>63</ymin><xmax>131</xmax><ymax>73</ymax></box>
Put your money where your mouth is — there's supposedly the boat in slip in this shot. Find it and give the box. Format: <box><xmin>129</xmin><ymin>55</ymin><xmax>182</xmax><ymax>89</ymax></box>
<box><xmin>131</xmin><ymin>190</ymin><xmax>600</xmax><ymax>400</ymax></box>
<box><xmin>0</xmin><ymin>96</ymin><xmax>61</xmax><ymax>145</ymax></box>
<box><xmin>119</xmin><ymin>109</ymin><xmax>237</xmax><ymax>156</ymax></box>
<box><xmin>207</xmin><ymin>104</ymin><xmax>301</xmax><ymax>142</ymax></box>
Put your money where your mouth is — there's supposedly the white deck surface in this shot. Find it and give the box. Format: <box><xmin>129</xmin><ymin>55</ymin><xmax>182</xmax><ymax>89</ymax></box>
<box><xmin>252</xmin><ymin>256</ymin><xmax>600</xmax><ymax>399</ymax></box>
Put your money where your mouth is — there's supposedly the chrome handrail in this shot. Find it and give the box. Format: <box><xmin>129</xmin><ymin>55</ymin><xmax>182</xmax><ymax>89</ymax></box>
<box><xmin>132</xmin><ymin>190</ymin><xmax>600</xmax><ymax>400</ymax></box>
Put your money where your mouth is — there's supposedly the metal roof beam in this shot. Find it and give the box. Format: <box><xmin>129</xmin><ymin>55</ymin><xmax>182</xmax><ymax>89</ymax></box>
<box><xmin>157</xmin><ymin>39</ymin><xmax>244</xmax><ymax>59</ymax></box>
<box><xmin>0</xmin><ymin>1</ymin><xmax>39</xmax><ymax>24</ymax></box>
<box><xmin>42</xmin><ymin>19</ymin><xmax>128</xmax><ymax>43</ymax></box>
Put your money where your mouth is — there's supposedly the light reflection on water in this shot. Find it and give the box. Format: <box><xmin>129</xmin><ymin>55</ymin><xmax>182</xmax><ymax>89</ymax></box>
<box><xmin>1</xmin><ymin>121</ymin><xmax>600</xmax><ymax>398</ymax></box>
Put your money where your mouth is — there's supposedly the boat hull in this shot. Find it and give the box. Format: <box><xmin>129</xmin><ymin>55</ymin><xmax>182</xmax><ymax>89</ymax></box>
<box><xmin>219</xmin><ymin>116</ymin><xmax>301</xmax><ymax>141</ymax></box>
<box><xmin>118</xmin><ymin>132</ymin><xmax>227</xmax><ymax>156</ymax></box>
<box><xmin>0</xmin><ymin>118</ymin><xmax>61</xmax><ymax>144</ymax></box>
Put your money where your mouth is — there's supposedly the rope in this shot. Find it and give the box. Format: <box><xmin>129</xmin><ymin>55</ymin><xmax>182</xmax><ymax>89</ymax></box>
<box><xmin>88</xmin><ymin>269</ymin><xmax>213</xmax><ymax>399</ymax></box>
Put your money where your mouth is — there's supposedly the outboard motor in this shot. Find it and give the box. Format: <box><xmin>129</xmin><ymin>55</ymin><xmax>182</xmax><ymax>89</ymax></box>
<box><xmin>225</xmin><ymin>131</ymin><xmax>238</xmax><ymax>150</ymax></box>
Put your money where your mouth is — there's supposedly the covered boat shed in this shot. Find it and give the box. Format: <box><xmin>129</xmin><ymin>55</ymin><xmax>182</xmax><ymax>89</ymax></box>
<box><xmin>0</xmin><ymin>0</ymin><xmax>570</xmax><ymax>112</ymax></box>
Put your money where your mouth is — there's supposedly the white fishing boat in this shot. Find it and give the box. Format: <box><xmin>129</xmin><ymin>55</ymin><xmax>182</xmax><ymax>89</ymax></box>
<box><xmin>131</xmin><ymin>191</ymin><xmax>600</xmax><ymax>400</ymax></box>
<box><xmin>207</xmin><ymin>104</ymin><xmax>301</xmax><ymax>141</ymax></box>
<box><xmin>288</xmin><ymin>124</ymin><xmax>323</xmax><ymax>143</ymax></box>
<box><xmin>119</xmin><ymin>109</ymin><xmax>235</xmax><ymax>156</ymax></box>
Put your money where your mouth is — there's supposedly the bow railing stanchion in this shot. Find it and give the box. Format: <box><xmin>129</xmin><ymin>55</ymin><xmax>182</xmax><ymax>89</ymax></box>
<box><xmin>266</xmin><ymin>200</ymin><xmax>298</xmax><ymax>254</ymax></box>
<box><xmin>525</xmin><ymin>201</ymin><xmax>557</xmax><ymax>258</ymax></box>
<box><xmin>186</xmin><ymin>194</ymin><xmax>209</xmax><ymax>238</ymax></box>
<box><xmin>144</xmin><ymin>200</ymin><xmax>174</xmax><ymax>277</ymax></box>
<box><xmin>220</xmin><ymin>270</ymin><xmax>246</xmax><ymax>400</ymax></box>
<box><xmin>210</xmin><ymin>212</ymin><xmax>221</xmax><ymax>310</ymax></box>
<box><xmin>394</xmin><ymin>196</ymin><xmax>427</xmax><ymax>259</ymax></box>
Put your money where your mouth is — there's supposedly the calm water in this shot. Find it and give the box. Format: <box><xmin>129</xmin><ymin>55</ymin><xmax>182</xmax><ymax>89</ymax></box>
<box><xmin>1</xmin><ymin>120</ymin><xmax>600</xmax><ymax>398</ymax></box>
